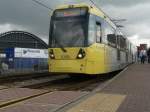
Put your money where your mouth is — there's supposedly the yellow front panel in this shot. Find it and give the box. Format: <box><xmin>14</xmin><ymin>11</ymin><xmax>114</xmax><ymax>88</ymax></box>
<box><xmin>49</xmin><ymin>60</ymin><xmax>86</xmax><ymax>73</ymax></box>
<box><xmin>48</xmin><ymin>44</ymin><xmax>107</xmax><ymax>75</ymax></box>
<box><xmin>48</xmin><ymin>47</ymin><xmax>86</xmax><ymax>74</ymax></box>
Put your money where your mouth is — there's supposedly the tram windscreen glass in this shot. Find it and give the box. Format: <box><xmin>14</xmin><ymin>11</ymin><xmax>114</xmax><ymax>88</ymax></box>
<box><xmin>50</xmin><ymin>8</ymin><xmax>88</xmax><ymax>47</ymax></box>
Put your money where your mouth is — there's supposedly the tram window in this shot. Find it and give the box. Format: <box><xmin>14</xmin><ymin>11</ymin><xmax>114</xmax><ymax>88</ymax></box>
<box><xmin>107</xmin><ymin>34</ymin><xmax>116</xmax><ymax>46</ymax></box>
<box><xmin>88</xmin><ymin>15</ymin><xmax>96</xmax><ymax>45</ymax></box>
<box><xmin>104</xmin><ymin>21</ymin><xmax>116</xmax><ymax>47</ymax></box>
<box><xmin>119</xmin><ymin>36</ymin><xmax>126</xmax><ymax>49</ymax></box>
<box><xmin>96</xmin><ymin>22</ymin><xmax>102</xmax><ymax>43</ymax></box>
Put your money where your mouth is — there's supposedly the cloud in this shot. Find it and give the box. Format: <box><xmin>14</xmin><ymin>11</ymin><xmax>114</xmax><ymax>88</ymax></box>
<box><xmin>0</xmin><ymin>0</ymin><xmax>150</xmax><ymax>46</ymax></box>
<box><xmin>128</xmin><ymin>35</ymin><xmax>150</xmax><ymax>47</ymax></box>
<box><xmin>0</xmin><ymin>24</ymin><xmax>27</xmax><ymax>33</ymax></box>
<box><xmin>99</xmin><ymin>0</ymin><xmax>150</xmax><ymax>6</ymax></box>
<box><xmin>101</xmin><ymin>3</ymin><xmax>150</xmax><ymax>46</ymax></box>
<box><xmin>0</xmin><ymin>0</ymin><xmax>50</xmax><ymax>40</ymax></box>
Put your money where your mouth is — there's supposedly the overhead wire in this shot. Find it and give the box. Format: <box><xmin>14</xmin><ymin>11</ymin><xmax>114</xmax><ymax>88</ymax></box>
<box><xmin>31</xmin><ymin>0</ymin><xmax>53</xmax><ymax>11</ymax></box>
<box><xmin>89</xmin><ymin>0</ymin><xmax>111</xmax><ymax>19</ymax></box>
<box><xmin>89</xmin><ymin>0</ymin><xmax>126</xmax><ymax>28</ymax></box>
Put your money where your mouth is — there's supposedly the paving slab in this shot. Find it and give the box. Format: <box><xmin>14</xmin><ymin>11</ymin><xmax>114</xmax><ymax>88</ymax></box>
<box><xmin>102</xmin><ymin>64</ymin><xmax>150</xmax><ymax>112</ymax></box>
<box><xmin>0</xmin><ymin>91</ymin><xmax>88</xmax><ymax>112</ymax></box>
<box><xmin>64</xmin><ymin>64</ymin><xmax>150</xmax><ymax>112</ymax></box>
<box><xmin>66</xmin><ymin>93</ymin><xmax>126</xmax><ymax>112</ymax></box>
<box><xmin>0</xmin><ymin>88</ymin><xmax>47</xmax><ymax>106</ymax></box>
<box><xmin>0</xmin><ymin>104</ymin><xmax>59</xmax><ymax>112</ymax></box>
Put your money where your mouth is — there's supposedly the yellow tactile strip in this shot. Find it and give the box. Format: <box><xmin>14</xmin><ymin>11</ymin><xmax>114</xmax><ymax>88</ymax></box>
<box><xmin>66</xmin><ymin>93</ymin><xmax>126</xmax><ymax>112</ymax></box>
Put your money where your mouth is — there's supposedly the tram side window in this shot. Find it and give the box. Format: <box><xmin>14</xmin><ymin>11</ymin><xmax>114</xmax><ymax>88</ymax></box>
<box><xmin>119</xmin><ymin>36</ymin><xmax>126</xmax><ymax>50</ymax></box>
<box><xmin>96</xmin><ymin>22</ymin><xmax>102</xmax><ymax>43</ymax></box>
<box><xmin>107</xmin><ymin>34</ymin><xmax>116</xmax><ymax>47</ymax></box>
<box><xmin>104</xmin><ymin>22</ymin><xmax>116</xmax><ymax>47</ymax></box>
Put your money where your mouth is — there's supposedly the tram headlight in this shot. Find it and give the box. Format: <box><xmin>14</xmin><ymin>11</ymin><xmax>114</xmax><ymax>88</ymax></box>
<box><xmin>49</xmin><ymin>49</ymin><xmax>55</xmax><ymax>59</ymax></box>
<box><xmin>50</xmin><ymin>54</ymin><xmax>55</xmax><ymax>58</ymax></box>
<box><xmin>78</xmin><ymin>54</ymin><xmax>83</xmax><ymax>58</ymax></box>
<box><xmin>77</xmin><ymin>49</ymin><xmax>86</xmax><ymax>59</ymax></box>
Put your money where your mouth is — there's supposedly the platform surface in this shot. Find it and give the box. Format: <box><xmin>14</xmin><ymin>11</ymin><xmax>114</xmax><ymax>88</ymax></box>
<box><xmin>0</xmin><ymin>91</ymin><xmax>87</xmax><ymax>112</ymax></box>
<box><xmin>66</xmin><ymin>64</ymin><xmax>150</xmax><ymax>112</ymax></box>
<box><xmin>0</xmin><ymin>88</ymin><xmax>47</xmax><ymax>106</ymax></box>
<box><xmin>0</xmin><ymin>86</ymin><xmax>7</xmax><ymax>90</ymax></box>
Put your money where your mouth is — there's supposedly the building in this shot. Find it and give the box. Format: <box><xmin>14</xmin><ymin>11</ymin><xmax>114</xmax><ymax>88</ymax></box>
<box><xmin>0</xmin><ymin>31</ymin><xmax>48</xmax><ymax>74</ymax></box>
<box><xmin>140</xmin><ymin>44</ymin><xmax>148</xmax><ymax>50</ymax></box>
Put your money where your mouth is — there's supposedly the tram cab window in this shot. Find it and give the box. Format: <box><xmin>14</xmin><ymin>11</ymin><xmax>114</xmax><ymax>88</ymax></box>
<box><xmin>96</xmin><ymin>22</ymin><xmax>102</xmax><ymax>43</ymax></box>
<box><xmin>88</xmin><ymin>15</ymin><xmax>96</xmax><ymax>45</ymax></box>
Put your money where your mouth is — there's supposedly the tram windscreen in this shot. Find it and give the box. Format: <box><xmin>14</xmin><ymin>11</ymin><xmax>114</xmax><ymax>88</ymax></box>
<box><xmin>50</xmin><ymin>8</ymin><xmax>88</xmax><ymax>47</ymax></box>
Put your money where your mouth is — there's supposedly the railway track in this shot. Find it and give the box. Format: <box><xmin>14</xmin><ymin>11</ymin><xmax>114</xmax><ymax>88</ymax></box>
<box><xmin>27</xmin><ymin>76</ymin><xmax>110</xmax><ymax>91</ymax></box>
<box><xmin>27</xmin><ymin>77</ymin><xmax>97</xmax><ymax>91</ymax></box>
<box><xmin>0</xmin><ymin>78</ymin><xmax>101</xmax><ymax>109</ymax></box>
<box><xmin>0</xmin><ymin>71</ymin><xmax>120</xmax><ymax>111</ymax></box>
<box><xmin>21</xmin><ymin>71</ymin><xmax>119</xmax><ymax>91</ymax></box>
<box><xmin>0</xmin><ymin>73</ymin><xmax>69</xmax><ymax>89</ymax></box>
<box><xmin>0</xmin><ymin>72</ymin><xmax>50</xmax><ymax>84</ymax></box>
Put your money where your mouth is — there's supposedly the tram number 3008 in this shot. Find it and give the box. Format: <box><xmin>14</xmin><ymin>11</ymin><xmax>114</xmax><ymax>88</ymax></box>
<box><xmin>61</xmin><ymin>54</ymin><xmax>70</xmax><ymax>59</ymax></box>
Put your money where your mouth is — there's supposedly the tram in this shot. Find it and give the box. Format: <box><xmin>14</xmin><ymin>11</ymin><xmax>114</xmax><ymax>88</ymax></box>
<box><xmin>48</xmin><ymin>4</ymin><xmax>135</xmax><ymax>75</ymax></box>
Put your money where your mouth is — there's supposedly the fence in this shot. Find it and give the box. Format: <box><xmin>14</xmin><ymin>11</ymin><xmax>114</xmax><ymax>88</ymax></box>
<box><xmin>0</xmin><ymin>57</ymin><xmax>48</xmax><ymax>76</ymax></box>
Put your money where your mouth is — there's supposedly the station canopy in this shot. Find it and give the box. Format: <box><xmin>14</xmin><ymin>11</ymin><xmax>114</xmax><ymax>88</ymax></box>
<box><xmin>0</xmin><ymin>31</ymin><xmax>48</xmax><ymax>50</ymax></box>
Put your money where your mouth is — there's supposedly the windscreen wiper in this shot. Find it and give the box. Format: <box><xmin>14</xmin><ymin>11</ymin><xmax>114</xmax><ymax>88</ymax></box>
<box><xmin>55</xmin><ymin>38</ymin><xmax>67</xmax><ymax>52</ymax></box>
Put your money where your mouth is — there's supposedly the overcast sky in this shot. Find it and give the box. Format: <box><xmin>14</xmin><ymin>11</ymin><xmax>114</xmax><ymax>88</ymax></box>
<box><xmin>0</xmin><ymin>0</ymin><xmax>150</xmax><ymax>46</ymax></box>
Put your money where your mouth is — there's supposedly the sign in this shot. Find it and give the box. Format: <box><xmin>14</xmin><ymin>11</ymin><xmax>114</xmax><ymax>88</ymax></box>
<box><xmin>0</xmin><ymin>54</ymin><xmax>6</xmax><ymax>58</ymax></box>
<box><xmin>5</xmin><ymin>48</ymin><xmax>14</xmax><ymax>59</ymax></box>
<box><xmin>15</xmin><ymin>48</ymin><xmax>48</xmax><ymax>59</ymax></box>
<box><xmin>54</xmin><ymin>7</ymin><xmax>88</xmax><ymax>17</ymax></box>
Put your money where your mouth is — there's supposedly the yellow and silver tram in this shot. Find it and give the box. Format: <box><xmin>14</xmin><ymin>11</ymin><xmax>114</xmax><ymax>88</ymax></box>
<box><xmin>48</xmin><ymin>4</ymin><xmax>135</xmax><ymax>75</ymax></box>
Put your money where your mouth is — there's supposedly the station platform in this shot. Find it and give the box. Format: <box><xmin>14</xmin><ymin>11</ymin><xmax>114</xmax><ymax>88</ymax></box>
<box><xmin>66</xmin><ymin>64</ymin><xmax>150</xmax><ymax>112</ymax></box>
<box><xmin>0</xmin><ymin>86</ymin><xmax>7</xmax><ymax>90</ymax></box>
